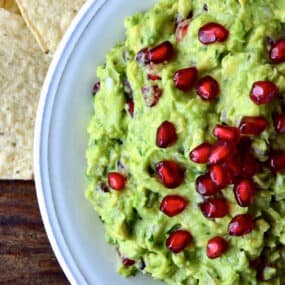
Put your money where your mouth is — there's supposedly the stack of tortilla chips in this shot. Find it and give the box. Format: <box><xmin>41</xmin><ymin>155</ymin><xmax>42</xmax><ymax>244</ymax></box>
<box><xmin>0</xmin><ymin>0</ymin><xmax>86</xmax><ymax>179</ymax></box>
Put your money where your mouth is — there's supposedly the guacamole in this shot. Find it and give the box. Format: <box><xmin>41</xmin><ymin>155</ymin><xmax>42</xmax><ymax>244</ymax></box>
<box><xmin>86</xmin><ymin>0</ymin><xmax>285</xmax><ymax>284</ymax></box>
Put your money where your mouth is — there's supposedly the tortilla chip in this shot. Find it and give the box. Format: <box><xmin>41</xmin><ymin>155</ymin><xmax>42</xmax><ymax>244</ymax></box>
<box><xmin>0</xmin><ymin>0</ymin><xmax>20</xmax><ymax>14</ymax></box>
<box><xmin>0</xmin><ymin>8</ymin><xmax>50</xmax><ymax>179</ymax></box>
<box><xmin>15</xmin><ymin>0</ymin><xmax>86</xmax><ymax>53</ymax></box>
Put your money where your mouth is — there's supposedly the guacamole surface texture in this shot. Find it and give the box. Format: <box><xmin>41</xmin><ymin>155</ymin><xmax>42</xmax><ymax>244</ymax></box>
<box><xmin>86</xmin><ymin>0</ymin><xmax>285</xmax><ymax>284</ymax></box>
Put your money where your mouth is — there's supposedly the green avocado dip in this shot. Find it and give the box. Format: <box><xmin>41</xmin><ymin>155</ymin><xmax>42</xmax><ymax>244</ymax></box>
<box><xmin>86</xmin><ymin>0</ymin><xmax>285</xmax><ymax>284</ymax></box>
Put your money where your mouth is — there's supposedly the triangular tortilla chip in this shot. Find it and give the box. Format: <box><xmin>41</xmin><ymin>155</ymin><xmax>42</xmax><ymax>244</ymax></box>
<box><xmin>0</xmin><ymin>8</ymin><xmax>50</xmax><ymax>179</ymax></box>
<box><xmin>15</xmin><ymin>0</ymin><xmax>86</xmax><ymax>53</ymax></box>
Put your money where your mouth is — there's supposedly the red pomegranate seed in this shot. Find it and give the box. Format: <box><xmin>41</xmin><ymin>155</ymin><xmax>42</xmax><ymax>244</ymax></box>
<box><xmin>108</xmin><ymin>172</ymin><xmax>127</xmax><ymax>191</ymax></box>
<box><xmin>209</xmin><ymin>141</ymin><xmax>233</xmax><ymax>164</ymax></box>
<box><xmin>189</xmin><ymin>142</ymin><xmax>212</xmax><ymax>164</ymax></box>
<box><xmin>149</xmin><ymin>41</ymin><xmax>174</xmax><ymax>64</ymax></box>
<box><xmin>136</xmin><ymin>47</ymin><xmax>150</xmax><ymax>64</ymax></box>
<box><xmin>141</xmin><ymin>85</ymin><xmax>162</xmax><ymax>107</ymax></box>
<box><xmin>198</xmin><ymin>23</ymin><xmax>229</xmax><ymax>45</ymax></box>
<box><xmin>173</xmin><ymin>67</ymin><xmax>198</xmax><ymax>91</ymax></box>
<box><xmin>270</xmin><ymin>39</ymin><xmax>285</xmax><ymax>63</ymax></box>
<box><xmin>233</xmin><ymin>178</ymin><xmax>256</xmax><ymax>207</ymax></box>
<box><xmin>209</xmin><ymin>164</ymin><xmax>232</xmax><ymax>187</ymax></box>
<box><xmin>199</xmin><ymin>198</ymin><xmax>229</xmax><ymax>218</ymax></box>
<box><xmin>224</xmin><ymin>159</ymin><xmax>241</xmax><ymax>178</ymax></box>
<box><xmin>92</xmin><ymin>81</ymin><xmax>100</xmax><ymax>95</ymax></box>
<box><xmin>207</xmin><ymin>236</ymin><xmax>228</xmax><ymax>259</ymax></box>
<box><xmin>122</xmin><ymin>257</ymin><xmax>136</xmax><ymax>266</ymax></box>
<box><xmin>224</xmin><ymin>138</ymin><xmax>251</xmax><ymax>178</ymax></box>
<box><xmin>239</xmin><ymin>116</ymin><xmax>268</xmax><ymax>135</ymax></box>
<box><xmin>155</xmin><ymin>160</ymin><xmax>185</xmax><ymax>188</ymax></box>
<box><xmin>213</xmin><ymin>125</ymin><xmax>240</xmax><ymax>143</ymax></box>
<box><xmin>197</xmin><ymin>76</ymin><xmax>219</xmax><ymax>100</ymax></box>
<box><xmin>273</xmin><ymin>113</ymin><xmax>285</xmax><ymax>133</ymax></box>
<box><xmin>250</xmin><ymin>81</ymin><xmax>278</xmax><ymax>105</ymax></box>
<box><xmin>176</xmin><ymin>18</ymin><xmax>191</xmax><ymax>42</ymax></box>
<box><xmin>147</xmin><ymin>74</ymin><xmax>161</xmax><ymax>81</ymax></box>
<box><xmin>196</xmin><ymin>173</ymin><xmax>221</xmax><ymax>196</ymax></box>
<box><xmin>127</xmin><ymin>100</ymin><xmax>134</xmax><ymax>117</ymax></box>
<box><xmin>160</xmin><ymin>195</ymin><xmax>188</xmax><ymax>217</ymax></box>
<box><xmin>228</xmin><ymin>214</ymin><xmax>254</xmax><ymax>236</ymax></box>
<box><xmin>166</xmin><ymin>230</ymin><xmax>192</xmax><ymax>253</ymax></box>
<box><xmin>240</xmin><ymin>151</ymin><xmax>261</xmax><ymax>177</ymax></box>
<box><xmin>156</xmin><ymin>121</ymin><xmax>178</xmax><ymax>148</ymax></box>
<box><xmin>268</xmin><ymin>152</ymin><xmax>285</xmax><ymax>173</ymax></box>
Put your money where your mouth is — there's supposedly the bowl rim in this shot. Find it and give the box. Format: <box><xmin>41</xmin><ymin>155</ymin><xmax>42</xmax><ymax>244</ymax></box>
<box><xmin>33</xmin><ymin>1</ymin><xmax>107</xmax><ymax>284</ymax></box>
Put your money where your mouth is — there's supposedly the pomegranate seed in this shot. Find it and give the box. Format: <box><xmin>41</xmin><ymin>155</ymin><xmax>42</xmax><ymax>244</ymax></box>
<box><xmin>199</xmin><ymin>198</ymin><xmax>229</xmax><ymax>218</ymax></box>
<box><xmin>149</xmin><ymin>41</ymin><xmax>174</xmax><ymax>64</ymax></box>
<box><xmin>239</xmin><ymin>116</ymin><xmax>268</xmax><ymax>135</ymax></box>
<box><xmin>209</xmin><ymin>141</ymin><xmax>233</xmax><ymax>164</ymax></box>
<box><xmin>270</xmin><ymin>39</ymin><xmax>285</xmax><ymax>63</ymax></box>
<box><xmin>189</xmin><ymin>142</ymin><xmax>212</xmax><ymax>164</ymax></box>
<box><xmin>198</xmin><ymin>23</ymin><xmax>229</xmax><ymax>45</ymax></box>
<box><xmin>189</xmin><ymin>143</ymin><xmax>212</xmax><ymax>163</ymax></box>
<box><xmin>224</xmin><ymin>158</ymin><xmax>241</xmax><ymax>178</ymax></box>
<box><xmin>240</xmin><ymin>151</ymin><xmax>261</xmax><ymax>177</ymax></box>
<box><xmin>197</xmin><ymin>76</ymin><xmax>219</xmax><ymax>100</ymax></box>
<box><xmin>127</xmin><ymin>100</ymin><xmax>134</xmax><ymax>117</ymax></box>
<box><xmin>273</xmin><ymin>113</ymin><xmax>285</xmax><ymax>133</ymax></box>
<box><xmin>156</xmin><ymin>121</ymin><xmax>178</xmax><ymax>148</ymax></box>
<box><xmin>166</xmin><ymin>230</ymin><xmax>192</xmax><ymax>253</ymax></box>
<box><xmin>92</xmin><ymin>81</ymin><xmax>100</xmax><ymax>95</ymax></box>
<box><xmin>228</xmin><ymin>214</ymin><xmax>254</xmax><ymax>236</ymax></box>
<box><xmin>141</xmin><ymin>85</ymin><xmax>162</xmax><ymax>107</ymax></box>
<box><xmin>268</xmin><ymin>152</ymin><xmax>285</xmax><ymax>173</ymax></box>
<box><xmin>209</xmin><ymin>164</ymin><xmax>232</xmax><ymax>187</ymax></box>
<box><xmin>250</xmin><ymin>81</ymin><xmax>278</xmax><ymax>105</ymax></box>
<box><xmin>233</xmin><ymin>178</ymin><xmax>256</xmax><ymax>207</ymax></box>
<box><xmin>136</xmin><ymin>47</ymin><xmax>150</xmax><ymax>64</ymax></box>
<box><xmin>213</xmin><ymin>125</ymin><xmax>240</xmax><ymax>143</ymax></box>
<box><xmin>108</xmin><ymin>172</ymin><xmax>127</xmax><ymax>191</ymax></box>
<box><xmin>155</xmin><ymin>160</ymin><xmax>185</xmax><ymax>188</ymax></box>
<box><xmin>147</xmin><ymin>74</ymin><xmax>161</xmax><ymax>81</ymax></box>
<box><xmin>207</xmin><ymin>236</ymin><xmax>228</xmax><ymax>259</ymax></box>
<box><xmin>196</xmin><ymin>173</ymin><xmax>221</xmax><ymax>196</ymax></box>
<box><xmin>122</xmin><ymin>257</ymin><xmax>136</xmax><ymax>266</ymax></box>
<box><xmin>173</xmin><ymin>67</ymin><xmax>198</xmax><ymax>91</ymax></box>
<box><xmin>160</xmin><ymin>195</ymin><xmax>188</xmax><ymax>217</ymax></box>
<box><xmin>176</xmin><ymin>19</ymin><xmax>191</xmax><ymax>42</ymax></box>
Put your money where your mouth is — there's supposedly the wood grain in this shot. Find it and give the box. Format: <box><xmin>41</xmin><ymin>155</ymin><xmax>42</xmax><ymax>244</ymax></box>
<box><xmin>0</xmin><ymin>180</ymin><xmax>69</xmax><ymax>284</ymax></box>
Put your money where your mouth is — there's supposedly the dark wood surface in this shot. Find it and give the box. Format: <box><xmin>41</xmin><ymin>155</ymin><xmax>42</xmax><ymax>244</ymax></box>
<box><xmin>0</xmin><ymin>180</ymin><xmax>69</xmax><ymax>284</ymax></box>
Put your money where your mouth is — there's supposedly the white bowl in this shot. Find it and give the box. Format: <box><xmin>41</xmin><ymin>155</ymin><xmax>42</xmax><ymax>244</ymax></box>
<box><xmin>34</xmin><ymin>0</ymin><xmax>164</xmax><ymax>284</ymax></box>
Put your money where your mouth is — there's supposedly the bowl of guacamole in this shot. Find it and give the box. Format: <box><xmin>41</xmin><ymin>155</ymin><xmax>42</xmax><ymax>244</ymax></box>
<box><xmin>86</xmin><ymin>0</ymin><xmax>285</xmax><ymax>284</ymax></box>
<box><xmin>35</xmin><ymin>0</ymin><xmax>285</xmax><ymax>284</ymax></box>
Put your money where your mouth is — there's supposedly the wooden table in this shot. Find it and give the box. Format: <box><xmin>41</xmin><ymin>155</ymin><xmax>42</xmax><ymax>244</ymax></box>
<box><xmin>0</xmin><ymin>180</ymin><xmax>69</xmax><ymax>284</ymax></box>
